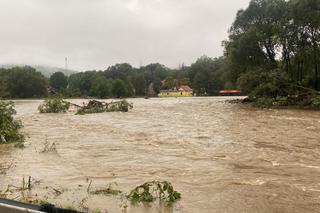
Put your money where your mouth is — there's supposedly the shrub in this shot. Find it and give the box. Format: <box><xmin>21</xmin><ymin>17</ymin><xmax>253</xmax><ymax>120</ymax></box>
<box><xmin>106</xmin><ymin>100</ymin><xmax>133</xmax><ymax>112</ymax></box>
<box><xmin>38</xmin><ymin>98</ymin><xmax>70</xmax><ymax>113</ymax></box>
<box><xmin>76</xmin><ymin>99</ymin><xmax>133</xmax><ymax>115</ymax></box>
<box><xmin>252</xmin><ymin>97</ymin><xmax>275</xmax><ymax>108</ymax></box>
<box><xmin>311</xmin><ymin>96</ymin><xmax>320</xmax><ymax>108</ymax></box>
<box><xmin>237</xmin><ymin>68</ymin><xmax>289</xmax><ymax>100</ymax></box>
<box><xmin>0</xmin><ymin>100</ymin><xmax>23</xmax><ymax>143</ymax></box>
<box><xmin>128</xmin><ymin>181</ymin><xmax>181</xmax><ymax>203</ymax></box>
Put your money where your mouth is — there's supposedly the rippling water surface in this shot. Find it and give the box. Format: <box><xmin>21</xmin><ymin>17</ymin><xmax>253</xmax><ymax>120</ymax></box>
<box><xmin>1</xmin><ymin>97</ymin><xmax>320</xmax><ymax>213</ymax></box>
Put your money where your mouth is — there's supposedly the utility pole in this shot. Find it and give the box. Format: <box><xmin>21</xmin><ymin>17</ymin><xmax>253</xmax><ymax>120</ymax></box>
<box><xmin>65</xmin><ymin>57</ymin><xmax>68</xmax><ymax>71</ymax></box>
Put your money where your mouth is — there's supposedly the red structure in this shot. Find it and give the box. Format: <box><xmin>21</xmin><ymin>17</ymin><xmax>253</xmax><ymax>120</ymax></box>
<box><xmin>219</xmin><ymin>90</ymin><xmax>242</xmax><ymax>96</ymax></box>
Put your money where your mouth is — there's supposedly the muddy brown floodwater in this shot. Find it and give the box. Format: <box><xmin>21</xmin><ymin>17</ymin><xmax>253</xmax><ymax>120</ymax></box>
<box><xmin>1</xmin><ymin>97</ymin><xmax>320</xmax><ymax>213</ymax></box>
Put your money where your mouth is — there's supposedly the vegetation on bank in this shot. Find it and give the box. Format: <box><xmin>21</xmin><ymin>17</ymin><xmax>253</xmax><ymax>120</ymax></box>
<box><xmin>0</xmin><ymin>180</ymin><xmax>180</xmax><ymax>212</ymax></box>
<box><xmin>0</xmin><ymin>59</ymin><xmax>227</xmax><ymax>99</ymax></box>
<box><xmin>224</xmin><ymin>0</ymin><xmax>320</xmax><ymax>107</ymax></box>
<box><xmin>0</xmin><ymin>100</ymin><xmax>23</xmax><ymax>144</ymax></box>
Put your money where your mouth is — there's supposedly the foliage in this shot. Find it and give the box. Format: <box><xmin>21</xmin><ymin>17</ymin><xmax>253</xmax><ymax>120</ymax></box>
<box><xmin>49</xmin><ymin>72</ymin><xmax>68</xmax><ymax>92</ymax></box>
<box><xmin>128</xmin><ymin>181</ymin><xmax>181</xmax><ymax>203</ymax></box>
<box><xmin>189</xmin><ymin>56</ymin><xmax>225</xmax><ymax>95</ymax></box>
<box><xmin>76</xmin><ymin>100</ymin><xmax>106</xmax><ymax>115</ymax></box>
<box><xmin>76</xmin><ymin>100</ymin><xmax>133</xmax><ymax>115</ymax></box>
<box><xmin>90</xmin><ymin>183</ymin><xmax>123</xmax><ymax>196</ymax></box>
<box><xmin>311</xmin><ymin>96</ymin><xmax>320</xmax><ymax>108</ymax></box>
<box><xmin>0</xmin><ymin>78</ymin><xmax>8</xmax><ymax>98</ymax></box>
<box><xmin>224</xmin><ymin>0</ymin><xmax>320</xmax><ymax>107</ymax></box>
<box><xmin>106</xmin><ymin>100</ymin><xmax>133</xmax><ymax>112</ymax></box>
<box><xmin>112</xmin><ymin>79</ymin><xmax>128</xmax><ymax>98</ymax></box>
<box><xmin>0</xmin><ymin>100</ymin><xmax>23</xmax><ymax>144</ymax></box>
<box><xmin>237</xmin><ymin>68</ymin><xmax>289</xmax><ymax>99</ymax></box>
<box><xmin>38</xmin><ymin>97</ymin><xmax>70</xmax><ymax>113</ymax></box>
<box><xmin>0</xmin><ymin>66</ymin><xmax>48</xmax><ymax>98</ymax></box>
<box><xmin>89</xmin><ymin>76</ymin><xmax>112</xmax><ymax>98</ymax></box>
<box><xmin>0</xmin><ymin>59</ymin><xmax>222</xmax><ymax>98</ymax></box>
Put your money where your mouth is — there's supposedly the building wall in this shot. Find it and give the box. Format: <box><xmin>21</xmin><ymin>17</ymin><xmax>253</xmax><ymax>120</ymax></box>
<box><xmin>159</xmin><ymin>91</ymin><xmax>193</xmax><ymax>97</ymax></box>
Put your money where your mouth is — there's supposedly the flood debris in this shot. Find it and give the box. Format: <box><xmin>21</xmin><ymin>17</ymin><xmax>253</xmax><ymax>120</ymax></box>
<box><xmin>38</xmin><ymin>97</ymin><xmax>70</xmax><ymax>113</ymax></box>
<box><xmin>1</xmin><ymin>176</ymin><xmax>33</xmax><ymax>200</ymax></box>
<box><xmin>40</xmin><ymin>137</ymin><xmax>57</xmax><ymax>153</ymax></box>
<box><xmin>88</xmin><ymin>180</ymin><xmax>181</xmax><ymax>204</ymax></box>
<box><xmin>90</xmin><ymin>183</ymin><xmax>123</xmax><ymax>196</ymax></box>
<box><xmin>128</xmin><ymin>181</ymin><xmax>181</xmax><ymax>203</ymax></box>
<box><xmin>38</xmin><ymin>97</ymin><xmax>133</xmax><ymax>114</ymax></box>
<box><xmin>0</xmin><ymin>100</ymin><xmax>24</xmax><ymax>144</ymax></box>
<box><xmin>76</xmin><ymin>99</ymin><xmax>133</xmax><ymax>115</ymax></box>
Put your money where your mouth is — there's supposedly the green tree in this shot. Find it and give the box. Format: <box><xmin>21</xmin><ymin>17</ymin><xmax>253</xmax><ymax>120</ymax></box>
<box><xmin>189</xmin><ymin>56</ymin><xmax>224</xmax><ymax>95</ymax></box>
<box><xmin>225</xmin><ymin>0</ymin><xmax>320</xmax><ymax>95</ymax></box>
<box><xmin>0</xmin><ymin>101</ymin><xmax>23</xmax><ymax>143</ymax></box>
<box><xmin>89</xmin><ymin>76</ymin><xmax>112</xmax><ymax>98</ymax></box>
<box><xmin>68</xmin><ymin>71</ymin><xmax>100</xmax><ymax>96</ymax></box>
<box><xmin>132</xmin><ymin>73</ymin><xmax>147</xmax><ymax>96</ymax></box>
<box><xmin>0</xmin><ymin>74</ymin><xmax>7</xmax><ymax>98</ymax></box>
<box><xmin>112</xmin><ymin>79</ymin><xmax>128</xmax><ymax>98</ymax></box>
<box><xmin>49</xmin><ymin>72</ymin><xmax>68</xmax><ymax>92</ymax></box>
<box><xmin>6</xmin><ymin>66</ymin><xmax>48</xmax><ymax>98</ymax></box>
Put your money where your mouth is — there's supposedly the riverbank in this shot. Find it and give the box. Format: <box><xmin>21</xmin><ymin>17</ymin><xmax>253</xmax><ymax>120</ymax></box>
<box><xmin>228</xmin><ymin>97</ymin><xmax>320</xmax><ymax>111</ymax></box>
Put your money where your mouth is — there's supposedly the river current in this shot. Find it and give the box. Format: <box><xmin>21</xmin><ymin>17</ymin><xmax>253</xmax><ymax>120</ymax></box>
<box><xmin>1</xmin><ymin>97</ymin><xmax>320</xmax><ymax>213</ymax></box>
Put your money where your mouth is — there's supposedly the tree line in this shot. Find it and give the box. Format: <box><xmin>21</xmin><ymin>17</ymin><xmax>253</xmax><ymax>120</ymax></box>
<box><xmin>0</xmin><ymin>57</ymin><xmax>226</xmax><ymax>99</ymax></box>
<box><xmin>1</xmin><ymin>0</ymin><xmax>319</xmax><ymax>106</ymax></box>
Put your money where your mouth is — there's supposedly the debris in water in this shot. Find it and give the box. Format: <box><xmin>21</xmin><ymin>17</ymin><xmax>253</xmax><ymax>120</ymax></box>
<box><xmin>76</xmin><ymin>99</ymin><xmax>133</xmax><ymax>115</ymax></box>
<box><xmin>128</xmin><ymin>181</ymin><xmax>181</xmax><ymax>203</ymax></box>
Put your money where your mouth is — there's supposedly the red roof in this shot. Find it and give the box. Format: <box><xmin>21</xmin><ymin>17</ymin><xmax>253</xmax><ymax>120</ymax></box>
<box><xmin>219</xmin><ymin>90</ymin><xmax>241</xmax><ymax>94</ymax></box>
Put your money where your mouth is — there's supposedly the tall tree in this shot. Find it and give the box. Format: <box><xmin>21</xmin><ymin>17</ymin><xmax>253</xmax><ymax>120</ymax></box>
<box><xmin>6</xmin><ymin>66</ymin><xmax>48</xmax><ymax>98</ymax></box>
<box><xmin>112</xmin><ymin>79</ymin><xmax>128</xmax><ymax>98</ymax></box>
<box><xmin>50</xmin><ymin>72</ymin><xmax>68</xmax><ymax>92</ymax></box>
<box><xmin>189</xmin><ymin>56</ymin><xmax>224</xmax><ymax>95</ymax></box>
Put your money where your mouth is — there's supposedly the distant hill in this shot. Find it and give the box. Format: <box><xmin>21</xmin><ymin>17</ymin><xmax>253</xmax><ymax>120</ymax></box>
<box><xmin>0</xmin><ymin>64</ymin><xmax>78</xmax><ymax>77</ymax></box>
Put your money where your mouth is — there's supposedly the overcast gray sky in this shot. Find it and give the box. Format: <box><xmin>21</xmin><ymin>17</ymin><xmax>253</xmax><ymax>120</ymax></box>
<box><xmin>0</xmin><ymin>0</ymin><xmax>250</xmax><ymax>71</ymax></box>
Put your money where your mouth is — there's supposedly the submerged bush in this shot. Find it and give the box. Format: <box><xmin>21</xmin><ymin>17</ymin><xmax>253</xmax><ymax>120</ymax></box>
<box><xmin>0</xmin><ymin>100</ymin><xmax>23</xmax><ymax>144</ymax></box>
<box><xmin>311</xmin><ymin>96</ymin><xmax>320</xmax><ymax>108</ymax></box>
<box><xmin>106</xmin><ymin>99</ymin><xmax>133</xmax><ymax>112</ymax></box>
<box><xmin>76</xmin><ymin>99</ymin><xmax>133</xmax><ymax>115</ymax></box>
<box><xmin>128</xmin><ymin>181</ymin><xmax>181</xmax><ymax>203</ymax></box>
<box><xmin>38</xmin><ymin>98</ymin><xmax>70</xmax><ymax>113</ymax></box>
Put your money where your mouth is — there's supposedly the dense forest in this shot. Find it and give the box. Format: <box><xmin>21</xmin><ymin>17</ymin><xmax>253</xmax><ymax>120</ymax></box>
<box><xmin>0</xmin><ymin>0</ymin><xmax>319</xmax><ymax>107</ymax></box>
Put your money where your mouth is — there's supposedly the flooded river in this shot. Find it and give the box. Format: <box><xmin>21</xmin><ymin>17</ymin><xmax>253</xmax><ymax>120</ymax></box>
<box><xmin>1</xmin><ymin>97</ymin><xmax>320</xmax><ymax>213</ymax></box>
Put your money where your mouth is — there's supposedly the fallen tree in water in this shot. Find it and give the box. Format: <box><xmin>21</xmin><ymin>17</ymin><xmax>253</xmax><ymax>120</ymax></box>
<box><xmin>38</xmin><ymin>98</ymin><xmax>133</xmax><ymax>114</ymax></box>
<box><xmin>89</xmin><ymin>180</ymin><xmax>181</xmax><ymax>204</ymax></box>
<box><xmin>0</xmin><ymin>100</ymin><xmax>24</xmax><ymax>144</ymax></box>
<box><xmin>76</xmin><ymin>99</ymin><xmax>133</xmax><ymax>115</ymax></box>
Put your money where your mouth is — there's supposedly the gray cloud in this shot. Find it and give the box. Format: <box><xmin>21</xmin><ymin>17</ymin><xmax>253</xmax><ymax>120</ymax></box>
<box><xmin>0</xmin><ymin>0</ymin><xmax>250</xmax><ymax>71</ymax></box>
